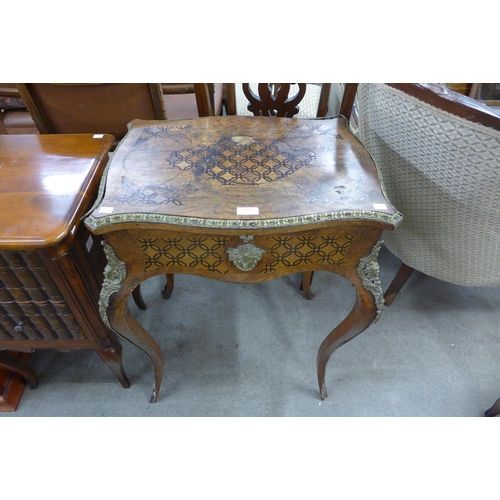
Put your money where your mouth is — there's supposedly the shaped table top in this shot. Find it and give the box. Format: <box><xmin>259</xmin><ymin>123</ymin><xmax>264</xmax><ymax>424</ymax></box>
<box><xmin>87</xmin><ymin>117</ymin><xmax>401</xmax><ymax>233</ymax></box>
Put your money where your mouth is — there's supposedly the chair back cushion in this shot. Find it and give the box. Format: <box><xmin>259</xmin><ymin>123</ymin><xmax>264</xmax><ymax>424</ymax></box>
<box><xmin>26</xmin><ymin>83</ymin><xmax>165</xmax><ymax>140</ymax></box>
<box><xmin>356</xmin><ymin>83</ymin><xmax>500</xmax><ymax>286</ymax></box>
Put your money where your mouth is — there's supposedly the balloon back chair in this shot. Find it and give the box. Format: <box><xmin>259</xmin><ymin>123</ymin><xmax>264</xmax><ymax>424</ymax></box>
<box><xmin>225</xmin><ymin>83</ymin><xmax>333</xmax><ymax>118</ymax></box>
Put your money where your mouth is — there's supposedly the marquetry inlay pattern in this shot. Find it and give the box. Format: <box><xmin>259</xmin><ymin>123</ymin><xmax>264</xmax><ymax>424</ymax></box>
<box><xmin>165</xmin><ymin>135</ymin><xmax>316</xmax><ymax>186</ymax></box>
<box><xmin>260</xmin><ymin>235</ymin><xmax>353</xmax><ymax>273</ymax></box>
<box><xmin>136</xmin><ymin>233</ymin><xmax>354</xmax><ymax>275</ymax></box>
<box><xmin>138</xmin><ymin>237</ymin><xmax>230</xmax><ymax>273</ymax></box>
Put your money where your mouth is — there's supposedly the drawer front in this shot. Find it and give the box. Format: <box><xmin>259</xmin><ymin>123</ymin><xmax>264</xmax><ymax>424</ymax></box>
<box><xmin>0</xmin><ymin>251</ymin><xmax>87</xmax><ymax>342</ymax></box>
<box><xmin>132</xmin><ymin>230</ymin><xmax>356</xmax><ymax>278</ymax></box>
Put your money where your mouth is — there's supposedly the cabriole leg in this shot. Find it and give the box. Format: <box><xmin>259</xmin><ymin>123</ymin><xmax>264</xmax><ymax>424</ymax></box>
<box><xmin>317</xmin><ymin>241</ymin><xmax>384</xmax><ymax>400</ymax></box>
<box><xmin>95</xmin><ymin>336</ymin><xmax>131</xmax><ymax>388</ymax></box>
<box><xmin>100</xmin><ymin>241</ymin><xmax>163</xmax><ymax>402</ymax></box>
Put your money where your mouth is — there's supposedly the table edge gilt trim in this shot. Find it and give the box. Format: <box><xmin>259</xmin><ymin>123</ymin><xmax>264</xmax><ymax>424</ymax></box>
<box><xmin>85</xmin><ymin>210</ymin><xmax>403</xmax><ymax>232</ymax></box>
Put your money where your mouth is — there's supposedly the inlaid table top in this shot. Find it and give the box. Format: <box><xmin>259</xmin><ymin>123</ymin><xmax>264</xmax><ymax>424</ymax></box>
<box><xmin>87</xmin><ymin>117</ymin><xmax>401</xmax><ymax>233</ymax></box>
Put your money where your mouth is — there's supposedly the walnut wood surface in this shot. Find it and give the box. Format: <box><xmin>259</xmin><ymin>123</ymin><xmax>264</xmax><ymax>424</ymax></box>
<box><xmin>86</xmin><ymin>116</ymin><xmax>401</xmax><ymax>402</ymax></box>
<box><xmin>89</xmin><ymin>116</ymin><xmax>397</xmax><ymax>232</ymax></box>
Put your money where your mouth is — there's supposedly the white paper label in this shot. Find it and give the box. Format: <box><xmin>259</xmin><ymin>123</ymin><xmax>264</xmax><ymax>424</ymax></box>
<box><xmin>98</xmin><ymin>206</ymin><xmax>114</xmax><ymax>214</ymax></box>
<box><xmin>372</xmin><ymin>203</ymin><xmax>387</xmax><ymax>210</ymax></box>
<box><xmin>237</xmin><ymin>207</ymin><xmax>259</xmax><ymax>215</ymax></box>
<box><xmin>93</xmin><ymin>134</ymin><xmax>104</xmax><ymax>138</ymax></box>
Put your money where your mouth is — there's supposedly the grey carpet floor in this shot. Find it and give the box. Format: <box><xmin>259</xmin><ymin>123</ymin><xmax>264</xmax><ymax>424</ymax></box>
<box><xmin>3</xmin><ymin>245</ymin><xmax>500</xmax><ymax>417</ymax></box>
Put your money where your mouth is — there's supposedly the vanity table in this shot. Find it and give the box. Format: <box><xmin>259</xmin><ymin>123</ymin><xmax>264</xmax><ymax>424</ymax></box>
<box><xmin>86</xmin><ymin>116</ymin><xmax>402</xmax><ymax>402</ymax></box>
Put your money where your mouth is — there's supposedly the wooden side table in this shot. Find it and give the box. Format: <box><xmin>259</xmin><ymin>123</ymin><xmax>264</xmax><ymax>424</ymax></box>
<box><xmin>86</xmin><ymin>116</ymin><xmax>402</xmax><ymax>403</ymax></box>
<box><xmin>0</xmin><ymin>134</ymin><xmax>130</xmax><ymax>402</ymax></box>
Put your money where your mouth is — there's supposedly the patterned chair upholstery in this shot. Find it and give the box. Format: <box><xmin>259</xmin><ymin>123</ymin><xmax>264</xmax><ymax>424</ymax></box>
<box><xmin>356</xmin><ymin>83</ymin><xmax>500</xmax><ymax>290</ymax></box>
<box><xmin>355</xmin><ymin>83</ymin><xmax>500</xmax><ymax>417</ymax></box>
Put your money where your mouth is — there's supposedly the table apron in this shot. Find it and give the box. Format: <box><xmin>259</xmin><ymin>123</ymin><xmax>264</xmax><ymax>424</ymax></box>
<box><xmin>104</xmin><ymin>226</ymin><xmax>384</xmax><ymax>286</ymax></box>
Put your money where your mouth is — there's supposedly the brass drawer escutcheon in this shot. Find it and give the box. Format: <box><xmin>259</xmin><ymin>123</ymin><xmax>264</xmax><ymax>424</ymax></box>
<box><xmin>226</xmin><ymin>236</ymin><xmax>266</xmax><ymax>272</ymax></box>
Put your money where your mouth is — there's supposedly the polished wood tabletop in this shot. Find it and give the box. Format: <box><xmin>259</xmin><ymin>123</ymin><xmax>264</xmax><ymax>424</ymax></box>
<box><xmin>87</xmin><ymin>117</ymin><xmax>399</xmax><ymax>233</ymax></box>
<box><xmin>0</xmin><ymin>133</ymin><xmax>114</xmax><ymax>249</ymax></box>
<box><xmin>86</xmin><ymin>116</ymin><xmax>402</xmax><ymax>403</ymax></box>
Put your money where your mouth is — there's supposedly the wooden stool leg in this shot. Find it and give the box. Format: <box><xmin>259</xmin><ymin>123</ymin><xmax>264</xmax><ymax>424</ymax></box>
<box><xmin>162</xmin><ymin>273</ymin><xmax>175</xmax><ymax>300</ymax></box>
<box><xmin>485</xmin><ymin>397</ymin><xmax>500</xmax><ymax>417</ymax></box>
<box><xmin>0</xmin><ymin>350</ymin><xmax>38</xmax><ymax>389</ymax></box>
<box><xmin>300</xmin><ymin>271</ymin><xmax>315</xmax><ymax>300</ymax></box>
<box><xmin>384</xmin><ymin>263</ymin><xmax>414</xmax><ymax>306</ymax></box>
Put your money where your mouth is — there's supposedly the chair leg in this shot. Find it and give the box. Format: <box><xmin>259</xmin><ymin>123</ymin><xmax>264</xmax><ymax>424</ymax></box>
<box><xmin>300</xmin><ymin>271</ymin><xmax>315</xmax><ymax>300</ymax></box>
<box><xmin>162</xmin><ymin>274</ymin><xmax>175</xmax><ymax>300</ymax></box>
<box><xmin>485</xmin><ymin>397</ymin><xmax>500</xmax><ymax>417</ymax></box>
<box><xmin>384</xmin><ymin>263</ymin><xmax>414</xmax><ymax>306</ymax></box>
<box><xmin>132</xmin><ymin>284</ymin><xmax>147</xmax><ymax>310</ymax></box>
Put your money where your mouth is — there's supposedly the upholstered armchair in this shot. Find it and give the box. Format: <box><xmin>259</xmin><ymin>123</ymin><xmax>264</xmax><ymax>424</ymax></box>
<box><xmin>355</xmin><ymin>83</ymin><xmax>500</xmax><ymax>416</ymax></box>
<box><xmin>356</xmin><ymin>83</ymin><xmax>500</xmax><ymax>295</ymax></box>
